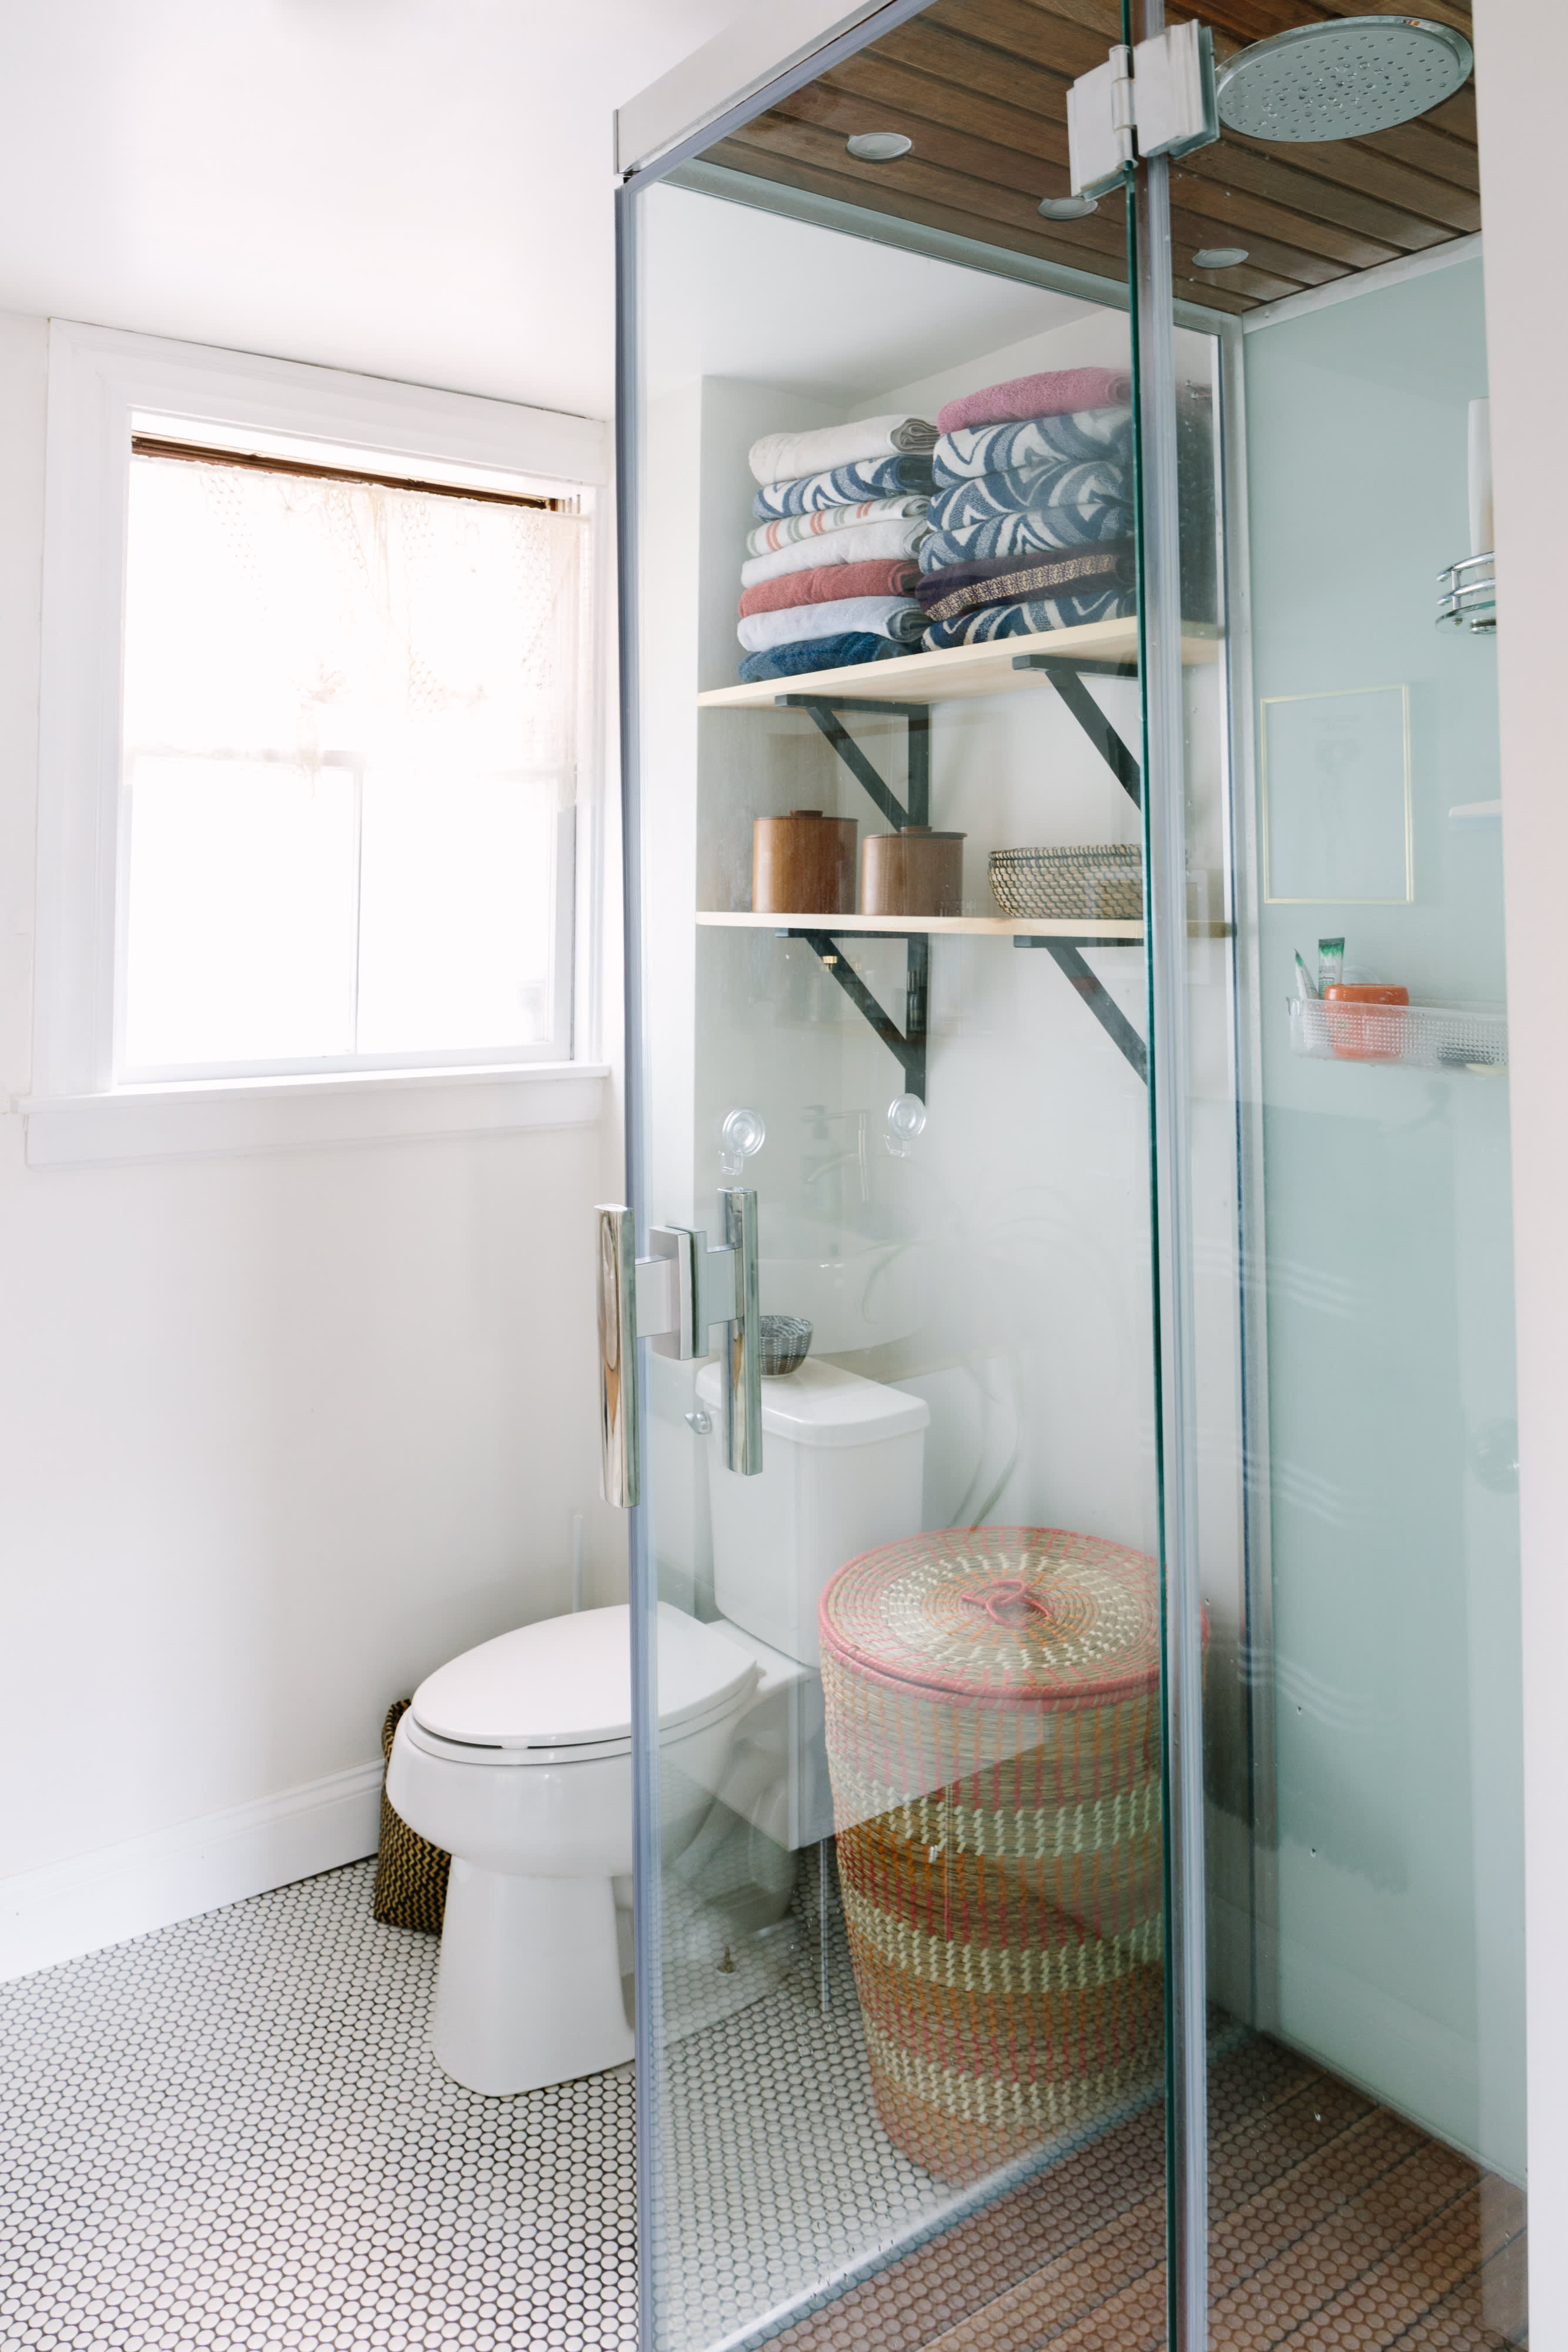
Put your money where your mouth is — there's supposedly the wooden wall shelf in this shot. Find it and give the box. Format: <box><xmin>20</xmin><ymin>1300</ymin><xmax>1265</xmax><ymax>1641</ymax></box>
<box><xmin>697</xmin><ymin>911</ymin><xmax>1144</xmax><ymax>940</ymax></box>
<box><xmin>696</xmin><ymin>620</ymin><xmax>1222</xmax><ymax>710</ymax></box>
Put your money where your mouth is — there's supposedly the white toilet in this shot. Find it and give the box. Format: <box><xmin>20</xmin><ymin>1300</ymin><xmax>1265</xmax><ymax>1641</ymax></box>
<box><xmin>390</xmin><ymin>1359</ymin><xmax>928</xmax><ymax>2097</ymax></box>
<box><xmin>387</xmin><ymin>1603</ymin><xmax>758</xmax><ymax>2095</ymax></box>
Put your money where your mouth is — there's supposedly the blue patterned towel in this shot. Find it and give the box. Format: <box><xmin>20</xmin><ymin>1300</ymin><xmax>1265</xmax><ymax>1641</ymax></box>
<box><xmin>737</xmin><ymin>633</ymin><xmax>911</xmax><ymax>683</ymax></box>
<box><xmin>922</xmin><ymin>589</ymin><xmax>1137</xmax><ymax>649</ymax></box>
<box><xmin>928</xmin><ymin>458</ymin><xmax>1131</xmax><ymax>535</ymax></box>
<box><xmin>921</xmin><ymin>501</ymin><xmax>1135</xmax><ymax>569</ymax></box>
<box><xmin>931</xmin><ymin>406</ymin><xmax>1134</xmax><ymax>488</ymax></box>
<box><xmin>753</xmin><ymin>453</ymin><xmax>936</xmax><ymax>519</ymax></box>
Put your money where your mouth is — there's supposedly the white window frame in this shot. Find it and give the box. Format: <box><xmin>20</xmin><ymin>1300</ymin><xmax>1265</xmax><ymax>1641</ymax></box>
<box><xmin>25</xmin><ymin>321</ymin><xmax>611</xmax><ymax>1164</ymax></box>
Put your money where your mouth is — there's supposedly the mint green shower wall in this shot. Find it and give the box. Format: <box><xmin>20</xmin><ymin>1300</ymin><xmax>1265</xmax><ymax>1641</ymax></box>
<box><xmin>1244</xmin><ymin>255</ymin><xmax>1524</xmax><ymax>2180</ymax></box>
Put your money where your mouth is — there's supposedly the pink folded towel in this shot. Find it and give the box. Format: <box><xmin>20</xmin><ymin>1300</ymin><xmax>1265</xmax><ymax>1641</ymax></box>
<box><xmin>937</xmin><ymin>367</ymin><xmax>1134</xmax><ymax>436</ymax></box>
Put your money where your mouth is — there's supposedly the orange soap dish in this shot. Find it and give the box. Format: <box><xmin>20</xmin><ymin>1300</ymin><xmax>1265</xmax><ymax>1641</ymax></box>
<box><xmin>1323</xmin><ymin>983</ymin><xmax>1409</xmax><ymax>1062</ymax></box>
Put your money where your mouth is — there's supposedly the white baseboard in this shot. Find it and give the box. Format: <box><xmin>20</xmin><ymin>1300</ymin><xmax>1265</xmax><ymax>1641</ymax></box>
<box><xmin>0</xmin><ymin>1760</ymin><xmax>385</xmax><ymax>1983</ymax></box>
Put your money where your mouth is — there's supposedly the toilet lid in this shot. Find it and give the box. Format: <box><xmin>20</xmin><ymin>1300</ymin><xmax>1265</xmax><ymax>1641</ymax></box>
<box><xmin>410</xmin><ymin>1603</ymin><xmax>757</xmax><ymax>1751</ymax></box>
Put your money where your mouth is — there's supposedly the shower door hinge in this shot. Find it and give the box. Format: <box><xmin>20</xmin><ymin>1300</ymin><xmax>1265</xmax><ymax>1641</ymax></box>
<box><xmin>1068</xmin><ymin>21</ymin><xmax>1219</xmax><ymax>198</ymax></box>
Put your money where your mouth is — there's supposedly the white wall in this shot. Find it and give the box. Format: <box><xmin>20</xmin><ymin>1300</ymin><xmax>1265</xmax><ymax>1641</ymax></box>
<box><xmin>1473</xmin><ymin>0</ymin><xmax>1568</xmax><ymax>2323</ymax></box>
<box><xmin>0</xmin><ymin>309</ymin><xmax>624</xmax><ymax>1977</ymax></box>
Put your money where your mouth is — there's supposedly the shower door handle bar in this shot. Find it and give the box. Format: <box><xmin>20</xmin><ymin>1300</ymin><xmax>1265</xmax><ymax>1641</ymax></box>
<box><xmin>721</xmin><ymin>1187</ymin><xmax>764</xmax><ymax>1477</ymax></box>
<box><xmin>596</xmin><ymin>1206</ymin><xmax>640</xmax><ymax>1509</ymax></box>
<box><xmin>596</xmin><ymin>1200</ymin><xmax>762</xmax><ymax>1508</ymax></box>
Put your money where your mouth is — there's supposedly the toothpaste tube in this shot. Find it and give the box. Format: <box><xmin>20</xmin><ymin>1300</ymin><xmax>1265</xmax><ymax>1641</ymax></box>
<box><xmin>1294</xmin><ymin>951</ymin><xmax>1319</xmax><ymax>1001</ymax></box>
<box><xmin>1318</xmin><ymin>936</ymin><xmax>1345</xmax><ymax>994</ymax></box>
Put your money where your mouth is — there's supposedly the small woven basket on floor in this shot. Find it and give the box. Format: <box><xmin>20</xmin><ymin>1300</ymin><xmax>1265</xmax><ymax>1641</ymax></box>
<box><xmin>989</xmin><ymin>844</ymin><xmax>1143</xmax><ymax>922</ymax></box>
<box><xmin>372</xmin><ymin>1698</ymin><xmax>451</xmax><ymax>1933</ymax></box>
<box><xmin>820</xmin><ymin>1527</ymin><xmax>1169</xmax><ymax>2185</ymax></box>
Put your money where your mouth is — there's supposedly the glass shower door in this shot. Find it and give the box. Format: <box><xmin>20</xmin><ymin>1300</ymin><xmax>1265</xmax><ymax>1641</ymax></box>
<box><xmin>614</xmin><ymin>33</ymin><xmax>1188</xmax><ymax>2344</ymax></box>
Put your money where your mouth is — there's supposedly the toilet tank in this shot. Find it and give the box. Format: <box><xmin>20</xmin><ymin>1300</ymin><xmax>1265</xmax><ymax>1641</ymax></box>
<box><xmin>694</xmin><ymin>1359</ymin><xmax>929</xmax><ymax>1666</ymax></box>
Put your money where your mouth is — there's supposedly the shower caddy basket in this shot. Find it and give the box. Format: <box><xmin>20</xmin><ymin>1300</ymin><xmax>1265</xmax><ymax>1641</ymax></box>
<box><xmin>819</xmin><ymin>1526</ymin><xmax>1174</xmax><ymax>2184</ymax></box>
<box><xmin>1287</xmin><ymin>996</ymin><xmax>1507</xmax><ymax>1071</ymax></box>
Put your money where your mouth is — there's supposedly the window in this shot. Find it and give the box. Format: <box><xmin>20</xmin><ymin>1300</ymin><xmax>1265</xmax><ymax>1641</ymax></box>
<box><xmin>29</xmin><ymin>325</ymin><xmax>610</xmax><ymax>1161</ymax></box>
<box><xmin>119</xmin><ymin>445</ymin><xmax>585</xmax><ymax>1078</ymax></box>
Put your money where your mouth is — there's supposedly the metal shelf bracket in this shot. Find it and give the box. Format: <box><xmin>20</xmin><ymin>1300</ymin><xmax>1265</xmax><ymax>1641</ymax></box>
<box><xmin>774</xmin><ymin>694</ymin><xmax>929</xmax><ymax>830</ymax></box>
<box><xmin>764</xmin><ymin>671</ymin><xmax>1145</xmax><ymax>1089</ymax></box>
<box><xmin>781</xmin><ymin>925</ymin><xmax>928</xmax><ymax>1102</ymax></box>
<box><xmin>1009</xmin><ymin>656</ymin><xmax>1142</xmax><ymax>806</ymax></box>
<box><xmin>1012</xmin><ymin>936</ymin><xmax>1147</xmax><ymax>1081</ymax></box>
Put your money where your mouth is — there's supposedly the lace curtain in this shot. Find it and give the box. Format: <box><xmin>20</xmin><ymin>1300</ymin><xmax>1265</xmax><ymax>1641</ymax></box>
<box><xmin>119</xmin><ymin>454</ymin><xmax>586</xmax><ymax>1071</ymax></box>
<box><xmin>123</xmin><ymin>455</ymin><xmax>586</xmax><ymax>786</ymax></box>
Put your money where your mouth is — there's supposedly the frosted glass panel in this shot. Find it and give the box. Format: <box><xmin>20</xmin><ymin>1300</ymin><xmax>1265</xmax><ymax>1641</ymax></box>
<box><xmin>1262</xmin><ymin>684</ymin><xmax>1412</xmax><ymax>903</ymax></box>
<box><xmin>1214</xmin><ymin>241</ymin><xmax>1526</xmax><ymax>2330</ymax></box>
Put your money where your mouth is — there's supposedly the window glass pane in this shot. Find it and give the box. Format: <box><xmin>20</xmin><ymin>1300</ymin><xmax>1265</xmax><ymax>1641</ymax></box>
<box><xmin>355</xmin><ymin>769</ymin><xmax>563</xmax><ymax>1054</ymax></box>
<box><xmin>122</xmin><ymin>754</ymin><xmax>357</xmax><ymax>1068</ymax></box>
<box><xmin>120</xmin><ymin>450</ymin><xmax>584</xmax><ymax>1073</ymax></box>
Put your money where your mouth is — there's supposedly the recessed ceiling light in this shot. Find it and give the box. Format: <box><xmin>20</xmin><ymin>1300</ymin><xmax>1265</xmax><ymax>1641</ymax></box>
<box><xmin>1192</xmin><ymin>246</ymin><xmax>1250</xmax><ymax>269</ymax></box>
<box><xmin>845</xmin><ymin>132</ymin><xmax>912</xmax><ymax>162</ymax></box>
<box><xmin>1038</xmin><ymin>194</ymin><xmax>1099</xmax><ymax>221</ymax></box>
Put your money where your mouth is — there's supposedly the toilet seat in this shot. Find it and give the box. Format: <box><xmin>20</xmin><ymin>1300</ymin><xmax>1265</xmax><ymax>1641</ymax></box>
<box><xmin>409</xmin><ymin>1603</ymin><xmax>757</xmax><ymax>1766</ymax></box>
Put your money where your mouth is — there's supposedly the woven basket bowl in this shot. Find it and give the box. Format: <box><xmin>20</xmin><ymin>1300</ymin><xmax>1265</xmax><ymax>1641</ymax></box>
<box><xmin>990</xmin><ymin>844</ymin><xmax>1142</xmax><ymax>923</ymax></box>
<box><xmin>820</xmin><ymin>1526</ymin><xmax>1168</xmax><ymax>2184</ymax></box>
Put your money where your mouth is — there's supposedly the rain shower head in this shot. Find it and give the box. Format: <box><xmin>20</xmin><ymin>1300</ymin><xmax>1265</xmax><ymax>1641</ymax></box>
<box><xmin>1215</xmin><ymin>16</ymin><xmax>1472</xmax><ymax>143</ymax></box>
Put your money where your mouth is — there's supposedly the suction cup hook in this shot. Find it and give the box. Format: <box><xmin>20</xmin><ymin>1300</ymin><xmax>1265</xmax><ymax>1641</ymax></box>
<box><xmin>884</xmin><ymin>1094</ymin><xmax>927</xmax><ymax>1159</ymax></box>
<box><xmin>720</xmin><ymin>1105</ymin><xmax>766</xmax><ymax>1179</ymax></box>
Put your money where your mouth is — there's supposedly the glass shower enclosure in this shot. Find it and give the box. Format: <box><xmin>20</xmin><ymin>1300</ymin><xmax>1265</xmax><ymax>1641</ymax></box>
<box><xmin>606</xmin><ymin>4</ymin><xmax>1520</xmax><ymax>2346</ymax></box>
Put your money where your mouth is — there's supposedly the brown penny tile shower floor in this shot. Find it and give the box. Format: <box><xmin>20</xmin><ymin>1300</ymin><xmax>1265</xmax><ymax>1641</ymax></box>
<box><xmin>0</xmin><ymin>1856</ymin><xmax>1526</xmax><ymax>2350</ymax></box>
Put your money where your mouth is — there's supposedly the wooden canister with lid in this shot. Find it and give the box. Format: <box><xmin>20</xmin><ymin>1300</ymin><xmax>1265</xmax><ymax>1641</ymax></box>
<box><xmin>753</xmin><ymin>810</ymin><xmax>858</xmax><ymax>916</ymax></box>
<box><xmin>862</xmin><ymin>826</ymin><xmax>965</xmax><ymax>918</ymax></box>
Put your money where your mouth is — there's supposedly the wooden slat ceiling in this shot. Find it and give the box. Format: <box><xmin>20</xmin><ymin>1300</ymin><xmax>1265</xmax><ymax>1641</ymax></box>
<box><xmin>700</xmin><ymin>0</ymin><xmax>1477</xmax><ymax>315</ymax></box>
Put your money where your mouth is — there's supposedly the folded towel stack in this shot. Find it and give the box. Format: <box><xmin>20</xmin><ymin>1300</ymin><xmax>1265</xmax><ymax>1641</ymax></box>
<box><xmin>737</xmin><ymin>415</ymin><xmax>936</xmax><ymax>682</ymax></box>
<box><xmin>920</xmin><ymin>368</ymin><xmax>1138</xmax><ymax>648</ymax></box>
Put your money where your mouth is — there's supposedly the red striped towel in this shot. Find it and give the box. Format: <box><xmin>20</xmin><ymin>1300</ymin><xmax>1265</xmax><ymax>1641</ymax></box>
<box><xmin>739</xmin><ymin>557</ymin><xmax>918</xmax><ymax>619</ymax></box>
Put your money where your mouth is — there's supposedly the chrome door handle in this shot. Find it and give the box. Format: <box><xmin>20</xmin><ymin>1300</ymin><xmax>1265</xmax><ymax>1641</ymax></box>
<box><xmin>596</xmin><ymin>1206</ymin><xmax>638</xmax><ymax>1508</ymax></box>
<box><xmin>721</xmin><ymin>1187</ymin><xmax>763</xmax><ymax>1476</ymax></box>
<box><xmin>595</xmin><ymin>1192</ymin><xmax>764</xmax><ymax>1509</ymax></box>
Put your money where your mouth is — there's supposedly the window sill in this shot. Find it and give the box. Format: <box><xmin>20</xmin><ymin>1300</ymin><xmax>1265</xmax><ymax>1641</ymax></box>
<box><xmin>18</xmin><ymin>1061</ymin><xmax>610</xmax><ymax>1168</ymax></box>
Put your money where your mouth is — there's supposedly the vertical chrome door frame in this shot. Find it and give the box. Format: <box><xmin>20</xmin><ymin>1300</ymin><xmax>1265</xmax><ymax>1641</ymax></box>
<box><xmin>1215</xmin><ymin>306</ymin><xmax>1282</xmax><ymax>2044</ymax></box>
<box><xmin>1128</xmin><ymin>22</ymin><xmax>1209</xmax><ymax>2349</ymax></box>
<box><xmin>611</xmin><ymin>173</ymin><xmax>664</xmax><ymax>2352</ymax></box>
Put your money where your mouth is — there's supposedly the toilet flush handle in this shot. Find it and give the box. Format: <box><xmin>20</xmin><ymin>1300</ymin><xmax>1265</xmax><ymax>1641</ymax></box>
<box><xmin>594</xmin><ymin>1194</ymin><xmax>764</xmax><ymax>1508</ymax></box>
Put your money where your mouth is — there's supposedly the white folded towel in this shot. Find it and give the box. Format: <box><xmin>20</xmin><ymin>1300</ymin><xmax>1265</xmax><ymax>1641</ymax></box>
<box><xmin>740</xmin><ymin>516</ymin><xmax>930</xmax><ymax>590</ymax></box>
<box><xmin>737</xmin><ymin>596</ymin><xmax>926</xmax><ymax>653</ymax></box>
<box><xmin>745</xmin><ymin>495</ymin><xmax>930</xmax><ymax>558</ymax></box>
<box><xmin>747</xmin><ymin>415</ymin><xmax>937</xmax><ymax>487</ymax></box>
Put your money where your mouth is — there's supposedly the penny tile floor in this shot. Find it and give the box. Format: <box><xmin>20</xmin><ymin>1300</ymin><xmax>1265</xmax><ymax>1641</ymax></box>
<box><xmin>0</xmin><ymin>1858</ymin><xmax>1528</xmax><ymax>2350</ymax></box>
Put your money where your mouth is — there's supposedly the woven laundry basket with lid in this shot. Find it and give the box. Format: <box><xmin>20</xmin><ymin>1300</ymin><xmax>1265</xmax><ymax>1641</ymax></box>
<box><xmin>820</xmin><ymin>1526</ymin><xmax>1166</xmax><ymax>2184</ymax></box>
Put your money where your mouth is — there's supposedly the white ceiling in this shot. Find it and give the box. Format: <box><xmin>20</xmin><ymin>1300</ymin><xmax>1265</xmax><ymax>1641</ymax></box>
<box><xmin>0</xmin><ymin>0</ymin><xmax>743</xmax><ymax>421</ymax></box>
